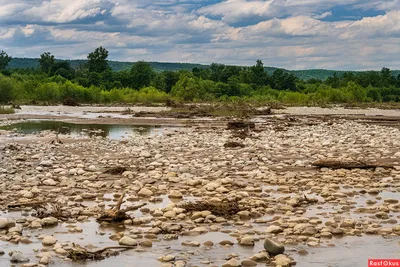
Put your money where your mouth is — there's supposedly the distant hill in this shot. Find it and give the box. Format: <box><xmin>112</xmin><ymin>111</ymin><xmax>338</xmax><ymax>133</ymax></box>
<box><xmin>7</xmin><ymin>58</ymin><xmax>400</xmax><ymax>81</ymax></box>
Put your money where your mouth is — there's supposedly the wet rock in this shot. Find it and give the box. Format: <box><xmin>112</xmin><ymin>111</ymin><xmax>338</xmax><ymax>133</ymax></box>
<box><xmin>266</xmin><ymin>225</ymin><xmax>283</xmax><ymax>234</ymax></box>
<box><xmin>250</xmin><ymin>252</ymin><xmax>270</xmax><ymax>262</ymax></box>
<box><xmin>307</xmin><ymin>241</ymin><xmax>319</xmax><ymax>247</ymax></box>
<box><xmin>118</xmin><ymin>236</ymin><xmax>138</xmax><ymax>246</ymax></box>
<box><xmin>182</xmin><ymin>241</ymin><xmax>200</xmax><ymax>247</ymax></box>
<box><xmin>263</xmin><ymin>238</ymin><xmax>285</xmax><ymax>255</ymax></box>
<box><xmin>222</xmin><ymin>258</ymin><xmax>240</xmax><ymax>267</ymax></box>
<box><xmin>39</xmin><ymin>256</ymin><xmax>50</xmax><ymax>265</ymax></box>
<box><xmin>41</xmin><ymin>217</ymin><xmax>58</xmax><ymax>226</ymax></box>
<box><xmin>203</xmin><ymin>241</ymin><xmax>214</xmax><ymax>247</ymax></box>
<box><xmin>168</xmin><ymin>190</ymin><xmax>183</xmax><ymax>199</ymax></box>
<box><xmin>158</xmin><ymin>255</ymin><xmax>175</xmax><ymax>262</ymax></box>
<box><xmin>138</xmin><ymin>188</ymin><xmax>153</xmax><ymax>197</ymax></box>
<box><xmin>332</xmin><ymin>228</ymin><xmax>344</xmax><ymax>236</ymax></box>
<box><xmin>241</xmin><ymin>259</ymin><xmax>258</xmax><ymax>266</ymax></box>
<box><xmin>298</xmin><ymin>249</ymin><xmax>308</xmax><ymax>256</ymax></box>
<box><xmin>42</xmin><ymin>235</ymin><xmax>57</xmax><ymax>246</ymax></box>
<box><xmin>220</xmin><ymin>240</ymin><xmax>234</xmax><ymax>246</ymax></box>
<box><xmin>274</xmin><ymin>254</ymin><xmax>291</xmax><ymax>267</ymax></box>
<box><xmin>140</xmin><ymin>240</ymin><xmax>153</xmax><ymax>247</ymax></box>
<box><xmin>0</xmin><ymin>218</ymin><xmax>8</xmax><ymax>229</ymax></box>
<box><xmin>9</xmin><ymin>251</ymin><xmax>29</xmax><ymax>263</ymax></box>
<box><xmin>239</xmin><ymin>236</ymin><xmax>255</xmax><ymax>246</ymax></box>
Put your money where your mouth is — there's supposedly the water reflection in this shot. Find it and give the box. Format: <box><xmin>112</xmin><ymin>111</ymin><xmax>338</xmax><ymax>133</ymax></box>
<box><xmin>0</xmin><ymin>120</ymin><xmax>181</xmax><ymax>140</ymax></box>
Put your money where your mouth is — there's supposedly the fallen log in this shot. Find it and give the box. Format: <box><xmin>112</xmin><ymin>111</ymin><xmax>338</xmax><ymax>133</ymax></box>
<box><xmin>312</xmin><ymin>159</ymin><xmax>394</xmax><ymax>169</ymax></box>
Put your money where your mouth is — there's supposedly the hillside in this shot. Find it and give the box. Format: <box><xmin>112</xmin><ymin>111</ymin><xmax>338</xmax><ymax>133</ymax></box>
<box><xmin>6</xmin><ymin>58</ymin><xmax>399</xmax><ymax>81</ymax></box>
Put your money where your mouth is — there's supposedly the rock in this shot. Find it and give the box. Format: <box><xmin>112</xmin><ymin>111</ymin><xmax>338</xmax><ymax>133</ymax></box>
<box><xmin>239</xmin><ymin>236</ymin><xmax>255</xmax><ymax>246</ymax></box>
<box><xmin>40</xmin><ymin>160</ymin><xmax>53</xmax><ymax>167</ymax></box>
<box><xmin>298</xmin><ymin>249</ymin><xmax>308</xmax><ymax>256</ymax></box>
<box><xmin>41</xmin><ymin>217</ymin><xmax>58</xmax><ymax>226</ymax></box>
<box><xmin>39</xmin><ymin>256</ymin><xmax>50</xmax><ymax>265</ymax></box>
<box><xmin>158</xmin><ymin>255</ymin><xmax>175</xmax><ymax>262</ymax></box>
<box><xmin>220</xmin><ymin>240</ymin><xmax>234</xmax><ymax>246</ymax></box>
<box><xmin>302</xmin><ymin>226</ymin><xmax>318</xmax><ymax>236</ymax></box>
<box><xmin>203</xmin><ymin>241</ymin><xmax>214</xmax><ymax>246</ymax></box>
<box><xmin>182</xmin><ymin>241</ymin><xmax>200</xmax><ymax>247</ymax></box>
<box><xmin>250</xmin><ymin>251</ymin><xmax>270</xmax><ymax>262</ymax></box>
<box><xmin>222</xmin><ymin>258</ymin><xmax>240</xmax><ymax>267</ymax></box>
<box><xmin>241</xmin><ymin>259</ymin><xmax>258</xmax><ymax>266</ymax></box>
<box><xmin>168</xmin><ymin>190</ymin><xmax>183</xmax><ymax>198</ymax></box>
<box><xmin>43</xmin><ymin>179</ymin><xmax>56</xmax><ymax>186</ymax></box>
<box><xmin>140</xmin><ymin>240</ymin><xmax>153</xmax><ymax>247</ymax></box>
<box><xmin>42</xmin><ymin>236</ymin><xmax>57</xmax><ymax>246</ymax></box>
<box><xmin>118</xmin><ymin>236</ymin><xmax>137</xmax><ymax>246</ymax></box>
<box><xmin>9</xmin><ymin>251</ymin><xmax>29</xmax><ymax>263</ymax></box>
<box><xmin>138</xmin><ymin>188</ymin><xmax>153</xmax><ymax>197</ymax></box>
<box><xmin>266</xmin><ymin>225</ymin><xmax>283</xmax><ymax>234</ymax></box>
<box><xmin>275</xmin><ymin>254</ymin><xmax>291</xmax><ymax>267</ymax></box>
<box><xmin>0</xmin><ymin>218</ymin><xmax>8</xmax><ymax>229</ymax></box>
<box><xmin>307</xmin><ymin>241</ymin><xmax>319</xmax><ymax>247</ymax></box>
<box><xmin>263</xmin><ymin>238</ymin><xmax>285</xmax><ymax>255</ymax></box>
<box><xmin>384</xmin><ymin>198</ymin><xmax>399</xmax><ymax>204</ymax></box>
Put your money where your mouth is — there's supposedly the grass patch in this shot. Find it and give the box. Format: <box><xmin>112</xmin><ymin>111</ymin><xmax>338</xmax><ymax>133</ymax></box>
<box><xmin>0</xmin><ymin>106</ymin><xmax>15</xmax><ymax>114</ymax></box>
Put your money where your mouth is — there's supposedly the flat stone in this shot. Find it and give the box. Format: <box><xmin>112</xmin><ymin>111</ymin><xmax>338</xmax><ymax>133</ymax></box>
<box><xmin>42</xmin><ymin>236</ymin><xmax>57</xmax><ymax>246</ymax></box>
<box><xmin>118</xmin><ymin>236</ymin><xmax>137</xmax><ymax>246</ymax></box>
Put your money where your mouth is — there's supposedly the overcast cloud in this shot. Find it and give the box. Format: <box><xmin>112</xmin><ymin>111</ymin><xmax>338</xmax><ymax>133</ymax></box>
<box><xmin>0</xmin><ymin>0</ymin><xmax>399</xmax><ymax>70</ymax></box>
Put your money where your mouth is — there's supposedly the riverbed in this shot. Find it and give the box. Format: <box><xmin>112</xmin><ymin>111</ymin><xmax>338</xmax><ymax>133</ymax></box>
<box><xmin>0</xmin><ymin>105</ymin><xmax>399</xmax><ymax>267</ymax></box>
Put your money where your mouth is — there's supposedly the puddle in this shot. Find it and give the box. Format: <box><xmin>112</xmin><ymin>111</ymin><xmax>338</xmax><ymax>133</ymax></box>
<box><xmin>0</xmin><ymin>120</ymin><xmax>183</xmax><ymax>140</ymax></box>
<box><xmin>293</xmin><ymin>236</ymin><xmax>400</xmax><ymax>267</ymax></box>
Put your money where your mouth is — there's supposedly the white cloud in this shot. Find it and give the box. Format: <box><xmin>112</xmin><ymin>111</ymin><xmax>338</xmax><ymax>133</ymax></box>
<box><xmin>0</xmin><ymin>0</ymin><xmax>399</xmax><ymax>70</ymax></box>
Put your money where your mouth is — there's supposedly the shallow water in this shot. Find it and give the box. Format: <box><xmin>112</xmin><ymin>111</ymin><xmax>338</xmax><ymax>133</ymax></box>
<box><xmin>0</xmin><ymin>120</ymin><xmax>182</xmax><ymax>140</ymax></box>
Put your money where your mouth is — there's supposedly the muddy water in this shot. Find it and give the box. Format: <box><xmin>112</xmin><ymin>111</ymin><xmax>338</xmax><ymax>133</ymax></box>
<box><xmin>0</xmin><ymin>120</ymin><xmax>183</xmax><ymax>140</ymax></box>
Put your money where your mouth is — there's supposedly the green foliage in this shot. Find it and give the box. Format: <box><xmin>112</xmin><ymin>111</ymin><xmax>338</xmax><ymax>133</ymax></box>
<box><xmin>0</xmin><ymin>75</ymin><xmax>14</xmax><ymax>104</ymax></box>
<box><xmin>0</xmin><ymin>106</ymin><xmax>14</xmax><ymax>114</ymax></box>
<box><xmin>0</xmin><ymin>50</ymin><xmax>12</xmax><ymax>71</ymax></box>
<box><xmin>39</xmin><ymin>52</ymin><xmax>55</xmax><ymax>73</ymax></box>
<box><xmin>86</xmin><ymin>46</ymin><xmax>109</xmax><ymax>73</ymax></box>
<box><xmin>130</xmin><ymin>61</ymin><xmax>155</xmax><ymax>89</ymax></box>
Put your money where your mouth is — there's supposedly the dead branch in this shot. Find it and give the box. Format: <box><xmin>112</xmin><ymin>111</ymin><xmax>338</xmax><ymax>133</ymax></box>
<box><xmin>96</xmin><ymin>191</ymin><xmax>130</xmax><ymax>223</ymax></box>
<box><xmin>312</xmin><ymin>159</ymin><xmax>394</xmax><ymax>170</ymax></box>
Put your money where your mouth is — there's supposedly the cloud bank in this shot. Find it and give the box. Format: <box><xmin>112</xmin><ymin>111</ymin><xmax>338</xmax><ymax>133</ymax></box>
<box><xmin>0</xmin><ymin>0</ymin><xmax>399</xmax><ymax>70</ymax></box>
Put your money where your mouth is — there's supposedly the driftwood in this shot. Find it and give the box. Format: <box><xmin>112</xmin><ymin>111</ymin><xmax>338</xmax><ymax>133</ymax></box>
<box><xmin>227</xmin><ymin>121</ymin><xmax>255</xmax><ymax>130</ymax></box>
<box><xmin>179</xmin><ymin>200</ymin><xmax>241</xmax><ymax>217</ymax></box>
<box><xmin>104</xmin><ymin>167</ymin><xmax>127</xmax><ymax>175</ymax></box>
<box><xmin>96</xmin><ymin>191</ymin><xmax>130</xmax><ymax>223</ymax></box>
<box><xmin>224</xmin><ymin>141</ymin><xmax>245</xmax><ymax>148</ymax></box>
<box><xmin>313</xmin><ymin>159</ymin><xmax>394</xmax><ymax>170</ymax></box>
<box><xmin>7</xmin><ymin>201</ymin><xmax>44</xmax><ymax>209</ymax></box>
<box><xmin>50</xmin><ymin>132</ymin><xmax>63</xmax><ymax>144</ymax></box>
<box><xmin>68</xmin><ymin>243</ymin><xmax>134</xmax><ymax>261</ymax></box>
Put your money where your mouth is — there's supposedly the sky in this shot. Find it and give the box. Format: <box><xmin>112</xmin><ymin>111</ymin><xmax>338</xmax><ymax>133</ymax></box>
<box><xmin>0</xmin><ymin>0</ymin><xmax>399</xmax><ymax>70</ymax></box>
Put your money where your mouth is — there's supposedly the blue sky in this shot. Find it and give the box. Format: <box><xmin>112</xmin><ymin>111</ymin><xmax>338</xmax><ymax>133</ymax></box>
<box><xmin>0</xmin><ymin>0</ymin><xmax>399</xmax><ymax>70</ymax></box>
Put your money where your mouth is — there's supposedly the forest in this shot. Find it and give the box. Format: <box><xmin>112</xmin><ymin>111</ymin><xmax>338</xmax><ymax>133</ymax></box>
<box><xmin>1</xmin><ymin>47</ymin><xmax>400</xmax><ymax>106</ymax></box>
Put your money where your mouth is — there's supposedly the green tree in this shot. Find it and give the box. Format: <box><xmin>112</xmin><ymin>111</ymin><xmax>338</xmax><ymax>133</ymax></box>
<box><xmin>0</xmin><ymin>50</ymin><xmax>12</xmax><ymax>71</ymax></box>
<box><xmin>250</xmin><ymin>60</ymin><xmax>269</xmax><ymax>86</ymax></box>
<box><xmin>0</xmin><ymin>77</ymin><xmax>14</xmax><ymax>104</ymax></box>
<box><xmin>87</xmin><ymin>46</ymin><xmax>109</xmax><ymax>73</ymax></box>
<box><xmin>130</xmin><ymin>61</ymin><xmax>155</xmax><ymax>89</ymax></box>
<box><xmin>39</xmin><ymin>52</ymin><xmax>55</xmax><ymax>73</ymax></box>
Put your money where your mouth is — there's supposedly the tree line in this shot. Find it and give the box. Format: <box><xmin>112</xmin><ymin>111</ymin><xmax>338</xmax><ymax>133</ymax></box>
<box><xmin>1</xmin><ymin>47</ymin><xmax>400</xmax><ymax>105</ymax></box>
